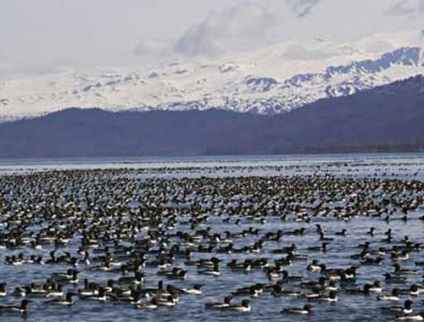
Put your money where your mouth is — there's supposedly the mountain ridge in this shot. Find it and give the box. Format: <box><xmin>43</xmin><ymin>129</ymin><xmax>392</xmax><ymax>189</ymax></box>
<box><xmin>0</xmin><ymin>76</ymin><xmax>422</xmax><ymax>158</ymax></box>
<box><xmin>1</xmin><ymin>32</ymin><xmax>423</xmax><ymax>120</ymax></box>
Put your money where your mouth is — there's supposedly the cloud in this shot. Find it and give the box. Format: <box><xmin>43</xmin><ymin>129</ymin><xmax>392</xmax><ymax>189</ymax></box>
<box><xmin>133</xmin><ymin>38</ymin><xmax>172</xmax><ymax>58</ymax></box>
<box><xmin>174</xmin><ymin>3</ymin><xmax>278</xmax><ymax>57</ymax></box>
<box><xmin>386</xmin><ymin>0</ymin><xmax>415</xmax><ymax>15</ymax></box>
<box><xmin>419</xmin><ymin>29</ymin><xmax>424</xmax><ymax>68</ymax></box>
<box><xmin>287</xmin><ymin>0</ymin><xmax>323</xmax><ymax>18</ymax></box>
<box><xmin>283</xmin><ymin>42</ymin><xmax>354</xmax><ymax>60</ymax></box>
<box><xmin>385</xmin><ymin>0</ymin><xmax>424</xmax><ymax>17</ymax></box>
<box><xmin>132</xmin><ymin>37</ymin><xmax>177</xmax><ymax>65</ymax></box>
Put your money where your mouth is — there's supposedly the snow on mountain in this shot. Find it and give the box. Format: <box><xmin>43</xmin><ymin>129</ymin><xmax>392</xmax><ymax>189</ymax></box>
<box><xmin>0</xmin><ymin>31</ymin><xmax>422</xmax><ymax>121</ymax></box>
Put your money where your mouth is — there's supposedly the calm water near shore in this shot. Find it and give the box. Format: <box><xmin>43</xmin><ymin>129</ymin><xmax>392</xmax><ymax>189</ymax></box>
<box><xmin>1</xmin><ymin>153</ymin><xmax>423</xmax><ymax>179</ymax></box>
<box><xmin>0</xmin><ymin>153</ymin><xmax>422</xmax><ymax>322</ymax></box>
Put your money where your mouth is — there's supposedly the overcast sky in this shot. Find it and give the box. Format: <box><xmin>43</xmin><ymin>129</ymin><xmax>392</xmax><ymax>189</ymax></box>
<box><xmin>0</xmin><ymin>0</ymin><xmax>422</xmax><ymax>72</ymax></box>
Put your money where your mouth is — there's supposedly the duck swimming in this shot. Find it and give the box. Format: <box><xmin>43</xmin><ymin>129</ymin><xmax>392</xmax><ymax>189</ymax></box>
<box><xmin>0</xmin><ymin>299</ymin><xmax>31</xmax><ymax>314</ymax></box>
<box><xmin>382</xmin><ymin>299</ymin><xmax>414</xmax><ymax>314</ymax></box>
<box><xmin>205</xmin><ymin>296</ymin><xmax>232</xmax><ymax>309</ymax></box>
<box><xmin>281</xmin><ymin>303</ymin><xmax>313</xmax><ymax>314</ymax></box>
<box><xmin>0</xmin><ymin>164</ymin><xmax>422</xmax><ymax>322</ymax></box>
<box><xmin>377</xmin><ymin>288</ymin><xmax>400</xmax><ymax>301</ymax></box>
<box><xmin>226</xmin><ymin>299</ymin><xmax>251</xmax><ymax>312</ymax></box>
<box><xmin>44</xmin><ymin>292</ymin><xmax>75</xmax><ymax>306</ymax></box>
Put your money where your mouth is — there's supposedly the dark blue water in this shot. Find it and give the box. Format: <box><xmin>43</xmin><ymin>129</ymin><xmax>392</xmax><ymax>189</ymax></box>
<box><xmin>0</xmin><ymin>154</ymin><xmax>423</xmax><ymax>322</ymax></box>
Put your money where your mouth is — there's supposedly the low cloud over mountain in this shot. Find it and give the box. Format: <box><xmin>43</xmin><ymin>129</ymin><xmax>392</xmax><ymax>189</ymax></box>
<box><xmin>386</xmin><ymin>0</ymin><xmax>424</xmax><ymax>16</ymax></box>
<box><xmin>174</xmin><ymin>3</ymin><xmax>278</xmax><ymax>57</ymax></box>
<box><xmin>286</xmin><ymin>0</ymin><xmax>323</xmax><ymax>17</ymax></box>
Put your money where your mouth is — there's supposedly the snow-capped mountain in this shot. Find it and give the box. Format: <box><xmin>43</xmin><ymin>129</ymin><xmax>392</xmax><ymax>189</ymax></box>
<box><xmin>0</xmin><ymin>31</ymin><xmax>423</xmax><ymax>120</ymax></box>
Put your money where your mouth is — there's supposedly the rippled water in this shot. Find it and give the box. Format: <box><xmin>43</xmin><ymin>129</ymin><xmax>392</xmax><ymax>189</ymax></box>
<box><xmin>0</xmin><ymin>153</ymin><xmax>423</xmax><ymax>179</ymax></box>
<box><xmin>0</xmin><ymin>154</ymin><xmax>423</xmax><ymax>322</ymax></box>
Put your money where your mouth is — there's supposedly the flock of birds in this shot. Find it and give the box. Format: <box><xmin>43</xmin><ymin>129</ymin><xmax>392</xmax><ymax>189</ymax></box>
<box><xmin>0</xmin><ymin>168</ymin><xmax>422</xmax><ymax>321</ymax></box>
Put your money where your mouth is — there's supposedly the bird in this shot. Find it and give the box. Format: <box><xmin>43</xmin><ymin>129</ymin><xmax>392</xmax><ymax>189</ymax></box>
<box><xmin>377</xmin><ymin>288</ymin><xmax>400</xmax><ymax>301</ymax></box>
<box><xmin>0</xmin><ymin>283</ymin><xmax>7</xmax><ymax>297</ymax></box>
<box><xmin>44</xmin><ymin>292</ymin><xmax>75</xmax><ymax>306</ymax></box>
<box><xmin>0</xmin><ymin>299</ymin><xmax>31</xmax><ymax>314</ymax></box>
<box><xmin>226</xmin><ymin>299</ymin><xmax>251</xmax><ymax>312</ymax></box>
<box><xmin>281</xmin><ymin>304</ymin><xmax>313</xmax><ymax>315</ymax></box>
<box><xmin>382</xmin><ymin>300</ymin><xmax>414</xmax><ymax>314</ymax></box>
<box><xmin>156</xmin><ymin>295</ymin><xmax>178</xmax><ymax>307</ymax></box>
<box><xmin>135</xmin><ymin>298</ymin><xmax>158</xmax><ymax>310</ymax></box>
<box><xmin>177</xmin><ymin>284</ymin><xmax>204</xmax><ymax>295</ymax></box>
<box><xmin>396</xmin><ymin>312</ymin><xmax>424</xmax><ymax>321</ymax></box>
<box><xmin>205</xmin><ymin>296</ymin><xmax>232</xmax><ymax>309</ymax></box>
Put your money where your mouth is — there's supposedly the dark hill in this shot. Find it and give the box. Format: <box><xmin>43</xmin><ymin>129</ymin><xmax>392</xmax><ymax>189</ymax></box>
<box><xmin>0</xmin><ymin>76</ymin><xmax>423</xmax><ymax>158</ymax></box>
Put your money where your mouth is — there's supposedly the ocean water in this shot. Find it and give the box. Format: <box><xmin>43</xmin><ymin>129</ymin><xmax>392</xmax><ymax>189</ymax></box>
<box><xmin>0</xmin><ymin>153</ymin><xmax>423</xmax><ymax>322</ymax></box>
<box><xmin>0</xmin><ymin>153</ymin><xmax>423</xmax><ymax>180</ymax></box>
